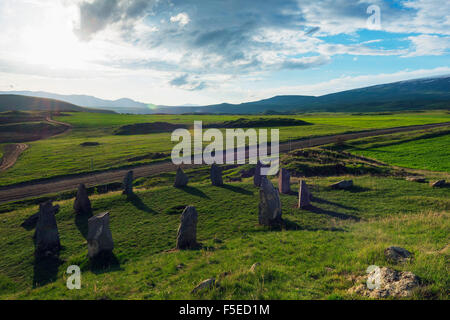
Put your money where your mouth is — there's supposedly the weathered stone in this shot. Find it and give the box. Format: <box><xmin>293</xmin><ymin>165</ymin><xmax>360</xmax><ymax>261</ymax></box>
<box><xmin>330</xmin><ymin>180</ymin><xmax>353</xmax><ymax>189</ymax></box>
<box><xmin>278</xmin><ymin>168</ymin><xmax>291</xmax><ymax>194</ymax></box>
<box><xmin>74</xmin><ymin>183</ymin><xmax>92</xmax><ymax>215</ymax></box>
<box><xmin>384</xmin><ymin>246</ymin><xmax>413</xmax><ymax>263</ymax></box>
<box><xmin>87</xmin><ymin>212</ymin><xmax>114</xmax><ymax>259</ymax></box>
<box><xmin>210</xmin><ymin>164</ymin><xmax>223</xmax><ymax>186</ymax></box>
<box><xmin>174</xmin><ymin>167</ymin><xmax>189</xmax><ymax>187</ymax></box>
<box><xmin>122</xmin><ymin>170</ymin><xmax>134</xmax><ymax>196</ymax></box>
<box><xmin>430</xmin><ymin>179</ymin><xmax>445</xmax><ymax>187</ymax></box>
<box><xmin>35</xmin><ymin>201</ymin><xmax>60</xmax><ymax>257</ymax></box>
<box><xmin>253</xmin><ymin>161</ymin><xmax>262</xmax><ymax>187</ymax></box>
<box><xmin>348</xmin><ymin>267</ymin><xmax>420</xmax><ymax>298</ymax></box>
<box><xmin>191</xmin><ymin>278</ymin><xmax>215</xmax><ymax>294</ymax></box>
<box><xmin>298</xmin><ymin>180</ymin><xmax>311</xmax><ymax>208</ymax></box>
<box><xmin>250</xmin><ymin>262</ymin><xmax>260</xmax><ymax>273</ymax></box>
<box><xmin>258</xmin><ymin>177</ymin><xmax>282</xmax><ymax>226</ymax></box>
<box><xmin>176</xmin><ymin>206</ymin><xmax>198</xmax><ymax>249</ymax></box>
<box><xmin>406</xmin><ymin>176</ymin><xmax>426</xmax><ymax>183</ymax></box>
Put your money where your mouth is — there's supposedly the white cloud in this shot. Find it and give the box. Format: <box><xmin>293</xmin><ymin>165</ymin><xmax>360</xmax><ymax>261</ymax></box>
<box><xmin>170</xmin><ymin>12</ymin><xmax>190</xmax><ymax>26</ymax></box>
<box><xmin>403</xmin><ymin>35</ymin><xmax>450</xmax><ymax>57</ymax></box>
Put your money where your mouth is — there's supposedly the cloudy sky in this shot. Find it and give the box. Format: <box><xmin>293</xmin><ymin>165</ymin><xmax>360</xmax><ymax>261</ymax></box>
<box><xmin>0</xmin><ymin>0</ymin><xmax>449</xmax><ymax>105</ymax></box>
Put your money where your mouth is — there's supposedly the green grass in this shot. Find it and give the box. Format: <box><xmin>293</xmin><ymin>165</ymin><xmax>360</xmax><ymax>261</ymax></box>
<box><xmin>335</xmin><ymin>128</ymin><xmax>450</xmax><ymax>172</ymax></box>
<box><xmin>0</xmin><ymin>110</ymin><xmax>448</xmax><ymax>186</ymax></box>
<box><xmin>0</xmin><ymin>174</ymin><xmax>448</xmax><ymax>299</ymax></box>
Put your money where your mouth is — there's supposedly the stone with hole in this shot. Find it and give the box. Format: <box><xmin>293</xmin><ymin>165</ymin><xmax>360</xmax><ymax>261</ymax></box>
<box><xmin>74</xmin><ymin>183</ymin><xmax>92</xmax><ymax>215</ymax></box>
<box><xmin>176</xmin><ymin>206</ymin><xmax>198</xmax><ymax>249</ymax></box>
<box><xmin>87</xmin><ymin>212</ymin><xmax>114</xmax><ymax>259</ymax></box>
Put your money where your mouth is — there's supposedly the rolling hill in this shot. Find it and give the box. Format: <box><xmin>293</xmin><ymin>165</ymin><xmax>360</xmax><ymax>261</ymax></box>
<box><xmin>0</xmin><ymin>95</ymin><xmax>115</xmax><ymax>113</ymax></box>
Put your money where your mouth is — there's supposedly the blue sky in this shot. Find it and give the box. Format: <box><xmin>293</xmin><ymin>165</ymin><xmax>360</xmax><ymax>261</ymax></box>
<box><xmin>0</xmin><ymin>0</ymin><xmax>448</xmax><ymax>105</ymax></box>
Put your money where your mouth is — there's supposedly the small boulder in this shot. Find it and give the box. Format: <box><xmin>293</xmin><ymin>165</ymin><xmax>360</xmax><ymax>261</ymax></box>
<box><xmin>191</xmin><ymin>278</ymin><xmax>215</xmax><ymax>294</ymax></box>
<box><xmin>122</xmin><ymin>170</ymin><xmax>134</xmax><ymax>196</ymax></box>
<box><xmin>258</xmin><ymin>177</ymin><xmax>282</xmax><ymax>226</ymax></box>
<box><xmin>253</xmin><ymin>161</ymin><xmax>262</xmax><ymax>187</ymax></box>
<box><xmin>430</xmin><ymin>179</ymin><xmax>445</xmax><ymax>188</ymax></box>
<box><xmin>250</xmin><ymin>262</ymin><xmax>260</xmax><ymax>273</ymax></box>
<box><xmin>406</xmin><ymin>176</ymin><xmax>426</xmax><ymax>183</ymax></box>
<box><xmin>74</xmin><ymin>183</ymin><xmax>92</xmax><ymax>215</ymax></box>
<box><xmin>87</xmin><ymin>212</ymin><xmax>114</xmax><ymax>259</ymax></box>
<box><xmin>330</xmin><ymin>180</ymin><xmax>353</xmax><ymax>189</ymax></box>
<box><xmin>174</xmin><ymin>167</ymin><xmax>189</xmax><ymax>188</ymax></box>
<box><xmin>384</xmin><ymin>246</ymin><xmax>413</xmax><ymax>263</ymax></box>
<box><xmin>298</xmin><ymin>180</ymin><xmax>311</xmax><ymax>208</ymax></box>
<box><xmin>210</xmin><ymin>164</ymin><xmax>223</xmax><ymax>186</ymax></box>
<box><xmin>176</xmin><ymin>206</ymin><xmax>198</xmax><ymax>249</ymax></box>
<box><xmin>35</xmin><ymin>201</ymin><xmax>61</xmax><ymax>257</ymax></box>
<box><xmin>278</xmin><ymin>168</ymin><xmax>291</xmax><ymax>194</ymax></box>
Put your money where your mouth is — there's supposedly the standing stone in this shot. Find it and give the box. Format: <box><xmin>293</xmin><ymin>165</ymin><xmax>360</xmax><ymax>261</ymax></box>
<box><xmin>430</xmin><ymin>179</ymin><xmax>445</xmax><ymax>187</ymax></box>
<box><xmin>176</xmin><ymin>206</ymin><xmax>198</xmax><ymax>249</ymax></box>
<box><xmin>298</xmin><ymin>180</ymin><xmax>311</xmax><ymax>208</ymax></box>
<box><xmin>74</xmin><ymin>183</ymin><xmax>92</xmax><ymax>215</ymax></box>
<box><xmin>253</xmin><ymin>161</ymin><xmax>262</xmax><ymax>187</ymax></box>
<box><xmin>258</xmin><ymin>177</ymin><xmax>282</xmax><ymax>226</ymax></box>
<box><xmin>330</xmin><ymin>180</ymin><xmax>353</xmax><ymax>189</ymax></box>
<box><xmin>174</xmin><ymin>167</ymin><xmax>189</xmax><ymax>187</ymax></box>
<box><xmin>87</xmin><ymin>212</ymin><xmax>114</xmax><ymax>259</ymax></box>
<box><xmin>278</xmin><ymin>168</ymin><xmax>291</xmax><ymax>194</ymax></box>
<box><xmin>122</xmin><ymin>170</ymin><xmax>134</xmax><ymax>196</ymax></box>
<box><xmin>35</xmin><ymin>201</ymin><xmax>60</xmax><ymax>257</ymax></box>
<box><xmin>210</xmin><ymin>164</ymin><xmax>223</xmax><ymax>186</ymax></box>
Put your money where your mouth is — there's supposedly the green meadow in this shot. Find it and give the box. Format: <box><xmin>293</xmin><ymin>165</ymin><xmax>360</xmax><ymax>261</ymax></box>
<box><xmin>0</xmin><ymin>110</ymin><xmax>448</xmax><ymax>186</ymax></box>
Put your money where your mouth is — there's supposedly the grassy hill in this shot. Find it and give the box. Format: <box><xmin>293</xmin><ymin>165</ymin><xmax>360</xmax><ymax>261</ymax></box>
<box><xmin>0</xmin><ymin>95</ymin><xmax>115</xmax><ymax>113</ymax></box>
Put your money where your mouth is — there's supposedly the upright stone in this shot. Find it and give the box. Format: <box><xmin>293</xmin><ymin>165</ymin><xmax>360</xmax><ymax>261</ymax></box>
<box><xmin>298</xmin><ymin>180</ymin><xmax>311</xmax><ymax>208</ymax></box>
<box><xmin>278</xmin><ymin>168</ymin><xmax>291</xmax><ymax>194</ymax></box>
<box><xmin>176</xmin><ymin>206</ymin><xmax>198</xmax><ymax>249</ymax></box>
<box><xmin>210</xmin><ymin>164</ymin><xmax>223</xmax><ymax>186</ymax></box>
<box><xmin>35</xmin><ymin>201</ymin><xmax>60</xmax><ymax>257</ymax></box>
<box><xmin>73</xmin><ymin>183</ymin><xmax>92</xmax><ymax>215</ymax></box>
<box><xmin>87</xmin><ymin>212</ymin><xmax>114</xmax><ymax>259</ymax></box>
<box><xmin>258</xmin><ymin>177</ymin><xmax>282</xmax><ymax>226</ymax></box>
<box><xmin>122</xmin><ymin>170</ymin><xmax>134</xmax><ymax>196</ymax></box>
<box><xmin>253</xmin><ymin>161</ymin><xmax>262</xmax><ymax>187</ymax></box>
<box><xmin>174</xmin><ymin>167</ymin><xmax>189</xmax><ymax>187</ymax></box>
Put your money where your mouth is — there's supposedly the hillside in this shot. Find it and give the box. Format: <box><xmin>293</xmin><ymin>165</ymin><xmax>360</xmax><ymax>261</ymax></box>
<box><xmin>0</xmin><ymin>95</ymin><xmax>115</xmax><ymax>113</ymax></box>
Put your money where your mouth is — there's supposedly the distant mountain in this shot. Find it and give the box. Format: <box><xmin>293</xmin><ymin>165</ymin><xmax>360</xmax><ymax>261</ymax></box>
<box><xmin>0</xmin><ymin>95</ymin><xmax>114</xmax><ymax>113</ymax></box>
<box><xmin>0</xmin><ymin>91</ymin><xmax>151</xmax><ymax>114</ymax></box>
<box><xmin>1</xmin><ymin>75</ymin><xmax>449</xmax><ymax>114</ymax></box>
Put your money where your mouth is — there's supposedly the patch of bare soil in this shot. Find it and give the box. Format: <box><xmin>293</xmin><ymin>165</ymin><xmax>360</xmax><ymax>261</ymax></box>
<box><xmin>0</xmin><ymin>143</ymin><xmax>28</xmax><ymax>171</ymax></box>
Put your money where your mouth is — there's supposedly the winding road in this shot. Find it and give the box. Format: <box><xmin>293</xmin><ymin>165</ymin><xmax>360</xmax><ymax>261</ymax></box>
<box><xmin>0</xmin><ymin>121</ymin><xmax>449</xmax><ymax>204</ymax></box>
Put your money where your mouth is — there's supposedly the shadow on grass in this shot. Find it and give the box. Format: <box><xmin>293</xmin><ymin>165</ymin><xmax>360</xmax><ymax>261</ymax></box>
<box><xmin>127</xmin><ymin>193</ymin><xmax>156</xmax><ymax>214</ymax></box>
<box><xmin>218</xmin><ymin>184</ymin><xmax>254</xmax><ymax>195</ymax></box>
<box><xmin>90</xmin><ymin>251</ymin><xmax>123</xmax><ymax>275</ymax></box>
<box><xmin>306</xmin><ymin>205</ymin><xmax>360</xmax><ymax>221</ymax></box>
<box><xmin>75</xmin><ymin>213</ymin><xmax>92</xmax><ymax>239</ymax></box>
<box><xmin>178</xmin><ymin>186</ymin><xmax>210</xmax><ymax>199</ymax></box>
<box><xmin>283</xmin><ymin>218</ymin><xmax>346</xmax><ymax>232</ymax></box>
<box><xmin>33</xmin><ymin>255</ymin><xmax>61</xmax><ymax>288</ymax></box>
<box><xmin>311</xmin><ymin>196</ymin><xmax>359</xmax><ymax>211</ymax></box>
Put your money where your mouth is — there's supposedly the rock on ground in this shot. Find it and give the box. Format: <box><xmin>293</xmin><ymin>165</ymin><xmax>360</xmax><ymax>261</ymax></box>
<box><xmin>35</xmin><ymin>201</ymin><xmax>61</xmax><ymax>257</ymax></box>
<box><xmin>122</xmin><ymin>170</ymin><xmax>134</xmax><ymax>196</ymax></box>
<box><xmin>176</xmin><ymin>206</ymin><xmax>198</xmax><ymax>249</ymax></box>
<box><xmin>406</xmin><ymin>176</ymin><xmax>426</xmax><ymax>183</ymax></box>
<box><xmin>348</xmin><ymin>267</ymin><xmax>420</xmax><ymax>298</ymax></box>
<box><xmin>210</xmin><ymin>164</ymin><xmax>224</xmax><ymax>186</ymax></box>
<box><xmin>191</xmin><ymin>278</ymin><xmax>215</xmax><ymax>294</ymax></box>
<box><xmin>330</xmin><ymin>180</ymin><xmax>353</xmax><ymax>189</ymax></box>
<box><xmin>258</xmin><ymin>176</ymin><xmax>282</xmax><ymax>226</ymax></box>
<box><xmin>250</xmin><ymin>262</ymin><xmax>260</xmax><ymax>273</ymax></box>
<box><xmin>298</xmin><ymin>180</ymin><xmax>311</xmax><ymax>208</ymax></box>
<box><xmin>174</xmin><ymin>167</ymin><xmax>189</xmax><ymax>187</ymax></box>
<box><xmin>74</xmin><ymin>183</ymin><xmax>92</xmax><ymax>215</ymax></box>
<box><xmin>384</xmin><ymin>246</ymin><xmax>413</xmax><ymax>263</ymax></box>
<box><xmin>87</xmin><ymin>212</ymin><xmax>114</xmax><ymax>259</ymax></box>
<box><xmin>430</xmin><ymin>179</ymin><xmax>445</xmax><ymax>187</ymax></box>
<box><xmin>278</xmin><ymin>168</ymin><xmax>291</xmax><ymax>194</ymax></box>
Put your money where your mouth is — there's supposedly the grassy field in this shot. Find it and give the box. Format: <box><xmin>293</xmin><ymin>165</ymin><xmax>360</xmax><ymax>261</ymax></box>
<box><xmin>333</xmin><ymin>128</ymin><xmax>450</xmax><ymax>172</ymax></box>
<box><xmin>0</xmin><ymin>173</ymin><xmax>448</xmax><ymax>300</ymax></box>
<box><xmin>0</xmin><ymin>111</ymin><xmax>449</xmax><ymax>186</ymax></box>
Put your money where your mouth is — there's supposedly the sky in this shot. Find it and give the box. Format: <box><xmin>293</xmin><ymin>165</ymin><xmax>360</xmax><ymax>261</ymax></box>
<box><xmin>0</xmin><ymin>0</ymin><xmax>449</xmax><ymax>106</ymax></box>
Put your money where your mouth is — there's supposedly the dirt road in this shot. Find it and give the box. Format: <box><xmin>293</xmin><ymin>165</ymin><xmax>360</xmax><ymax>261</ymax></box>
<box><xmin>0</xmin><ymin>143</ymin><xmax>29</xmax><ymax>172</ymax></box>
<box><xmin>0</xmin><ymin>121</ymin><xmax>449</xmax><ymax>204</ymax></box>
